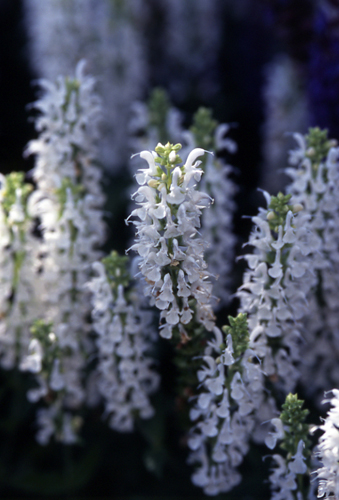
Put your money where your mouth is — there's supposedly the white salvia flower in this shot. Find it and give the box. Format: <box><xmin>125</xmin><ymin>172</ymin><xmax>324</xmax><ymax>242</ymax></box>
<box><xmin>269</xmin><ymin>454</ymin><xmax>297</xmax><ymax>500</ymax></box>
<box><xmin>315</xmin><ymin>389</ymin><xmax>339</xmax><ymax>499</ymax></box>
<box><xmin>20</xmin><ymin>338</ymin><xmax>43</xmax><ymax>374</ymax></box>
<box><xmin>128</xmin><ymin>142</ymin><xmax>242</xmax><ymax>496</ymax></box>
<box><xmin>127</xmin><ymin>143</ymin><xmax>215</xmax><ymax>339</ymax></box>
<box><xmin>130</xmin><ymin>96</ymin><xmax>237</xmax><ymax>311</ymax></box>
<box><xmin>265</xmin><ymin>417</ymin><xmax>285</xmax><ymax>450</ymax></box>
<box><xmin>237</xmin><ymin>192</ymin><xmax>317</xmax><ymax>393</ymax></box>
<box><xmin>22</xmin><ymin>62</ymin><xmax>106</xmax><ymax>443</ymax></box>
<box><xmin>87</xmin><ymin>255</ymin><xmax>159</xmax><ymax>432</ymax></box>
<box><xmin>188</xmin><ymin>313</ymin><xmax>266</xmax><ymax>496</ymax></box>
<box><xmin>285</xmin><ymin>130</ymin><xmax>339</xmax><ymax>405</ymax></box>
<box><xmin>189</xmin><ymin>188</ymin><xmax>316</xmax><ymax>496</ymax></box>
<box><xmin>289</xmin><ymin>440</ymin><xmax>307</xmax><ymax>475</ymax></box>
<box><xmin>25</xmin><ymin>0</ymin><xmax>148</xmax><ymax>171</ymax></box>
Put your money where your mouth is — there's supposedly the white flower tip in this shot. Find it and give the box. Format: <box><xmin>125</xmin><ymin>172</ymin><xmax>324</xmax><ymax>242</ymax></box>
<box><xmin>169</xmin><ymin>150</ymin><xmax>177</xmax><ymax>163</ymax></box>
<box><xmin>75</xmin><ymin>59</ymin><xmax>87</xmax><ymax>79</ymax></box>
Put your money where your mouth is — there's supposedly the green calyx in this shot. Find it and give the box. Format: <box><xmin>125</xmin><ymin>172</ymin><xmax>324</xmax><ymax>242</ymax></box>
<box><xmin>154</xmin><ymin>142</ymin><xmax>183</xmax><ymax>167</ymax></box>
<box><xmin>190</xmin><ymin>107</ymin><xmax>217</xmax><ymax>154</ymax></box>
<box><xmin>102</xmin><ymin>251</ymin><xmax>130</xmax><ymax>291</ymax></box>
<box><xmin>63</xmin><ymin>77</ymin><xmax>80</xmax><ymax>115</ymax></box>
<box><xmin>280</xmin><ymin>393</ymin><xmax>310</xmax><ymax>458</ymax></box>
<box><xmin>56</xmin><ymin>178</ymin><xmax>84</xmax><ymax>211</ymax></box>
<box><xmin>30</xmin><ymin>319</ymin><xmax>53</xmax><ymax>342</ymax></box>
<box><xmin>267</xmin><ymin>192</ymin><xmax>293</xmax><ymax>232</ymax></box>
<box><xmin>222</xmin><ymin>313</ymin><xmax>249</xmax><ymax>359</ymax></box>
<box><xmin>65</xmin><ymin>77</ymin><xmax>80</xmax><ymax>96</ymax></box>
<box><xmin>1</xmin><ymin>172</ymin><xmax>32</xmax><ymax>220</ymax></box>
<box><xmin>153</xmin><ymin>142</ymin><xmax>183</xmax><ymax>192</ymax></box>
<box><xmin>305</xmin><ymin>127</ymin><xmax>336</xmax><ymax>167</ymax></box>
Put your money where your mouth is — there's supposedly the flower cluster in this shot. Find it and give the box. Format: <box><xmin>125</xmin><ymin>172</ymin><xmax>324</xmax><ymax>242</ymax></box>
<box><xmin>87</xmin><ymin>251</ymin><xmax>159</xmax><ymax>432</ymax></box>
<box><xmin>21</xmin><ymin>61</ymin><xmax>106</xmax><ymax>441</ymax></box>
<box><xmin>184</xmin><ymin>188</ymin><xmax>319</xmax><ymax>496</ymax></box>
<box><xmin>188</xmin><ymin>313</ymin><xmax>265</xmax><ymax>496</ymax></box>
<box><xmin>315</xmin><ymin>389</ymin><xmax>339</xmax><ymax>499</ymax></box>
<box><xmin>4</xmin><ymin>30</ymin><xmax>339</xmax><ymax>495</ymax></box>
<box><xmin>127</xmin><ymin>142</ymin><xmax>215</xmax><ymax>340</ymax></box>
<box><xmin>129</xmin><ymin>94</ymin><xmax>237</xmax><ymax>311</ymax></box>
<box><xmin>285</xmin><ymin>129</ymin><xmax>339</xmax><ymax>403</ymax></box>
<box><xmin>238</xmin><ymin>191</ymin><xmax>317</xmax><ymax>393</ymax></box>
<box><xmin>265</xmin><ymin>394</ymin><xmax>310</xmax><ymax>500</ymax></box>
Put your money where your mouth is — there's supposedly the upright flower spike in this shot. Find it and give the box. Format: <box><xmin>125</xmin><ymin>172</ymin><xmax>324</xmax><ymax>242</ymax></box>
<box><xmin>87</xmin><ymin>251</ymin><xmax>159</xmax><ymax>432</ymax></box>
<box><xmin>0</xmin><ymin>172</ymin><xmax>37</xmax><ymax>369</ymax></box>
<box><xmin>127</xmin><ymin>142</ymin><xmax>215</xmax><ymax>341</ymax></box>
<box><xmin>187</xmin><ymin>158</ymin><xmax>318</xmax><ymax>497</ymax></box>
<box><xmin>285</xmin><ymin>128</ymin><xmax>339</xmax><ymax>403</ymax></box>
<box><xmin>265</xmin><ymin>394</ymin><xmax>311</xmax><ymax>500</ymax></box>
<box><xmin>23</xmin><ymin>61</ymin><xmax>106</xmax><ymax>442</ymax></box>
<box><xmin>193</xmin><ymin>189</ymin><xmax>319</xmax><ymax>496</ymax></box>
<box><xmin>188</xmin><ymin>313</ymin><xmax>265</xmax><ymax>496</ymax></box>
<box><xmin>130</xmin><ymin>97</ymin><xmax>237</xmax><ymax>312</ymax></box>
<box><xmin>315</xmin><ymin>389</ymin><xmax>339</xmax><ymax>500</ymax></box>
<box><xmin>237</xmin><ymin>191</ymin><xmax>317</xmax><ymax>393</ymax></box>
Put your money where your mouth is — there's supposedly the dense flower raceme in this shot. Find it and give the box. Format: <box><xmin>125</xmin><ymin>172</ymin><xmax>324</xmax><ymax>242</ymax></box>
<box><xmin>21</xmin><ymin>61</ymin><xmax>106</xmax><ymax>442</ymax></box>
<box><xmin>315</xmin><ymin>389</ymin><xmax>339</xmax><ymax>499</ymax></box>
<box><xmin>127</xmin><ymin>142</ymin><xmax>215</xmax><ymax>340</ymax></box>
<box><xmin>129</xmin><ymin>93</ymin><xmax>237</xmax><ymax>310</ymax></box>
<box><xmin>0</xmin><ymin>173</ymin><xmax>38</xmax><ymax>369</ymax></box>
<box><xmin>284</xmin><ymin>129</ymin><xmax>339</xmax><ymax>403</ymax></box>
<box><xmin>265</xmin><ymin>394</ymin><xmax>311</xmax><ymax>500</ymax></box>
<box><xmin>127</xmin><ymin>141</ymin><xmax>253</xmax><ymax>495</ymax></box>
<box><xmin>87</xmin><ymin>252</ymin><xmax>159</xmax><ymax>432</ymax></box>
<box><xmin>186</xmin><ymin>191</ymin><xmax>319</xmax><ymax>496</ymax></box>
<box><xmin>187</xmin><ymin>313</ymin><xmax>266</xmax><ymax>496</ymax></box>
<box><xmin>237</xmin><ymin>192</ymin><xmax>317</xmax><ymax>394</ymax></box>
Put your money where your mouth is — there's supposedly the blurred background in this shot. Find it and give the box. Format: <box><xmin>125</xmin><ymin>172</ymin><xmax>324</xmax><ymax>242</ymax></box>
<box><xmin>0</xmin><ymin>0</ymin><xmax>338</xmax><ymax>498</ymax></box>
